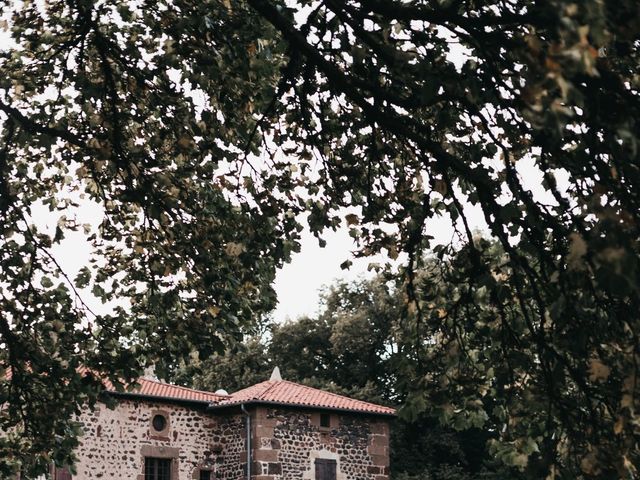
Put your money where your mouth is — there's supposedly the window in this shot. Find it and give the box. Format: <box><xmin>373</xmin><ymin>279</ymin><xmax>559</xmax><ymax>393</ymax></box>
<box><xmin>320</xmin><ymin>413</ymin><xmax>331</xmax><ymax>428</ymax></box>
<box><xmin>145</xmin><ymin>458</ymin><xmax>172</xmax><ymax>480</ymax></box>
<box><xmin>199</xmin><ymin>470</ymin><xmax>212</xmax><ymax>480</ymax></box>
<box><xmin>315</xmin><ymin>459</ymin><xmax>336</xmax><ymax>480</ymax></box>
<box><xmin>150</xmin><ymin>411</ymin><xmax>170</xmax><ymax>437</ymax></box>
<box><xmin>152</xmin><ymin>414</ymin><xmax>167</xmax><ymax>432</ymax></box>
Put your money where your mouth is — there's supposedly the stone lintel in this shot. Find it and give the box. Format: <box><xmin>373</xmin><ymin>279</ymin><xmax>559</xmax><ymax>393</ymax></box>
<box><xmin>254</xmin><ymin>449</ymin><xmax>279</xmax><ymax>462</ymax></box>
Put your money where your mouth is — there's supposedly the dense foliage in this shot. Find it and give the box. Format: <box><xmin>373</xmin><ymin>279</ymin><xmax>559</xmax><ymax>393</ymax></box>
<box><xmin>0</xmin><ymin>0</ymin><xmax>638</xmax><ymax>477</ymax></box>
<box><xmin>0</xmin><ymin>0</ymin><xmax>292</xmax><ymax>474</ymax></box>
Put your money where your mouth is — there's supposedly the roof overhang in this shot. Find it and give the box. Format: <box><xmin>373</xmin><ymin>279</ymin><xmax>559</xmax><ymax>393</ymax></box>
<box><xmin>207</xmin><ymin>399</ymin><xmax>397</xmax><ymax>418</ymax></box>
<box><xmin>103</xmin><ymin>390</ymin><xmax>220</xmax><ymax>408</ymax></box>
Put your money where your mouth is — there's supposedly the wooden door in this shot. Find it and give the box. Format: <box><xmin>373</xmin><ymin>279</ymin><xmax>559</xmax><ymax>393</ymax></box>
<box><xmin>315</xmin><ymin>458</ymin><xmax>337</xmax><ymax>480</ymax></box>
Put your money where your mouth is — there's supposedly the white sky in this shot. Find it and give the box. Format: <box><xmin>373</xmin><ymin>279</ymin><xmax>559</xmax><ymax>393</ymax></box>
<box><xmin>271</xmin><ymin>214</ymin><xmax>461</xmax><ymax>322</ymax></box>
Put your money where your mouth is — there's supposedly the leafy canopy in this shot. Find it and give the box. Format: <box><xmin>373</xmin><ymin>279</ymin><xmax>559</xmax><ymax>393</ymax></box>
<box><xmin>0</xmin><ymin>0</ymin><xmax>639</xmax><ymax>477</ymax></box>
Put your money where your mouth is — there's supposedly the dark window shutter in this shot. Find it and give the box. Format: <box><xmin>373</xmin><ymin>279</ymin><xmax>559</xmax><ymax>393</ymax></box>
<box><xmin>315</xmin><ymin>459</ymin><xmax>336</xmax><ymax>480</ymax></box>
<box><xmin>328</xmin><ymin>461</ymin><xmax>336</xmax><ymax>479</ymax></box>
<box><xmin>145</xmin><ymin>458</ymin><xmax>172</xmax><ymax>480</ymax></box>
<box><xmin>320</xmin><ymin>413</ymin><xmax>331</xmax><ymax>428</ymax></box>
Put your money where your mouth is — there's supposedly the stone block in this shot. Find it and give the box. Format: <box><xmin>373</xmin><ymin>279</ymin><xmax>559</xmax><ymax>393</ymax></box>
<box><xmin>251</xmin><ymin>461</ymin><xmax>263</xmax><ymax>474</ymax></box>
<box><xmin>371</xmin><ymin>453</ymin><xmax>390</xmax><ymax>467</ymax></box>
<box><xmin>255</xmin><ymin>449</ymin><xmax>279</xmax><ymax>462</ymax></box>
<box><xmin>254</xmin><ymin>407</ymin><xmax>277</xmax><ymax>421</ymax></box>
<box><xmin>369</xmin><ymin>434</ymin><xmax>388</xmax><ymax>447</ymax></box>
<box><xmin>255</xmin><ymin>426</ymin><xmax>274</xmax><ymax>438</ymax></box>
<box><xmin>370</xmin><ymin>420</ymin><xmax>389</xmax><ymax>435</ymax></box>
<box><xmin>369</xmin><ymin>443</ymin><xmax>388</xmax><ymax>456</ymax></box>
<box><xmin>255</xmin><ymin>420</ymin><xmax>278</xmax><ymax>430</ymax></box>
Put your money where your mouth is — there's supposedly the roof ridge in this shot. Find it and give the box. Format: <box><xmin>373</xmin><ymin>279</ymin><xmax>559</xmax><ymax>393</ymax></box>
<box><xmin>228</xmin><ymin>379</ymin><xmax>272</xmax><ymax>396</ymax></box>
<box><xmin>137</xmin><ymin>377</ymin><xmax>227</xmax><ymax>397</ymax></box>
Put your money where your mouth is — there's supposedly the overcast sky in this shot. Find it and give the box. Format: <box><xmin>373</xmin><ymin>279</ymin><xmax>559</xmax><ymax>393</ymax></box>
<box><xmin>30</xmin><ymin>196</ymin><xmax>465</xmax><ymax>324</ymax></box>
<box><xmin>271</xmin><ymin>208</ymin><xmax>478</xmax><ymax>322</ymax></box>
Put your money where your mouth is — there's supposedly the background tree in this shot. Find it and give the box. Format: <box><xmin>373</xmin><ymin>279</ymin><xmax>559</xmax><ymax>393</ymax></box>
<box><xmin>0</xmin><ymin>0</ymin><xmax>638</xmax><ymax>477</ymax></box>
<box><xmin>179</xmin><ymin>271</ymin><xmax>513</xmax><ymax>480</ymax></box>
<box><xmin>269</xmin><ymin>278</ymin><xmax>398</xmax><ymax>401</ymax></box>
<box><xmin>173</xmin><ymin>337</ymin><xmax>271</xmax><ymax>394</ymax></box>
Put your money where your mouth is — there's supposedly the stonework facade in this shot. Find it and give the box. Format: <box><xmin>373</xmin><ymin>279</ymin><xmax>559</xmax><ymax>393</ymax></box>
<box><xmin>35</xmin><ymin>375</ymin><xmax>394</xmax><ymax>480</ymax></box>
<box><xmin>65</xmin><ymin>399</ymin><xmax>391</xmax><ymax>480</ymax></box>
<box><xmin>252</xmin><ymin>407</ymin><xmax>390</xmax><ymax>480</ymax></box>
<box><xmin>72</xmin><ymin>399</ymin><xmax>245</xmax><ymax>479</ymax></box>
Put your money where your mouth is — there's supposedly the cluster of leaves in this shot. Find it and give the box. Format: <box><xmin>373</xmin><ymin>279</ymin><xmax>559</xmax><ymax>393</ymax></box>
<box><xmin>0</xmin><ymin>0</ymin><xmax>638</xmax><ymax>477</ymax></box>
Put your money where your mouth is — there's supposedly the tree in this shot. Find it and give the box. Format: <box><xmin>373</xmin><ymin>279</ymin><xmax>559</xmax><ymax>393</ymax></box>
<box><xmin>173</xmin><ymin>337</ymin><xmax>271</xmax><ymax>394</ymax></box>
<box><xmin>181</xmin><ymin>280</ymin><xmax>396</xmax><ymax>403</ymax></box>
<box><xmin>269</xmin><ymin>315</ymin><xmax>336</xmax><ymax>385</ymax></box>
<box><xmin>267</xmin><ymin>278</ymin><xmax>400</xmax><ymax>401</ymax></box>
<box><xmin>0</xmin><ymin>1</ymin><xmax>291</xmax><ymax>474</ymax></box>
<box><xmin>180</xmin><ymin>276</ymin><xmax>509</xmax><ymax>480</ymax></box>
<box><xmin>1</xmin><ymin>0</ymin><xmax>639</xmax><ymax>477</ymax></box>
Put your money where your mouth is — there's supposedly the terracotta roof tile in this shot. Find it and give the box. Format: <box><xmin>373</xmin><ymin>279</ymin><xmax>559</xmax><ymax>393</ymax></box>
<box><xmin>1</xmin><ymin>368</ymin><xmax>227</xmax><ymax>404</ymax></box>
<box><xmin>2</xmin><ymin>369</ymin><xmax>396</xmax><ymax>415</ymax></box>
<box><xmin>130</xmin><ymin>377</ymin><xmax>228</xmax><ymax>403</ymax></box>
<box><xmin>222</xmin><ymin>380</ymin><xmax>396</xmax><ymax>416</ymax></box>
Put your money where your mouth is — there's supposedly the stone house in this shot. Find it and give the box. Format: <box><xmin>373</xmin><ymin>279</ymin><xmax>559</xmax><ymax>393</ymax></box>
<box><xmin>50</xmin><ymin>368</ymin><xmax>395</xmax><ymax>480</ymax></box>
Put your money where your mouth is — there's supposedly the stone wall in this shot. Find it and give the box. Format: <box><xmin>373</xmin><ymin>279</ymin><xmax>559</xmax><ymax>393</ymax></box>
<box><xmin>56</xmin><ymin>400</ymin><xmax>390</xmax><ymax>480</ymax></box>
<box><xmin>211</xmin><ymin>415</ymin><xmax>246</xmax><ymax>480</ymax></box>
<box><xmin>252</xmin><ymin>407</ymin><xmax>390</xmax><ymax>480</ymax></box>
<box><xmin>72</xmin><ymin>399</ymin><xmax>244</xmax><ymax>480</ymax></box>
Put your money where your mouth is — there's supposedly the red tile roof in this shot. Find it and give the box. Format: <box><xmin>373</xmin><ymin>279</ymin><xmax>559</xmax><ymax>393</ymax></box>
<box><xmin>2</xmin><ymin>369</ymin><xmax>395</xmax><ymax>415</ymax></box>
<box><xmin>220</xmin><ymin>380</ymin><xmax>396</xmax><ymax>416</ymax></box>
<box><xmin>127</xmin><ymin>377</ymin><xmax>228</xmax><ymax>403</ymax></box>
<box><xmin>1</xmin><ymin>368</ymin><xmax>227</xmax><ymax>404</ymax></box>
